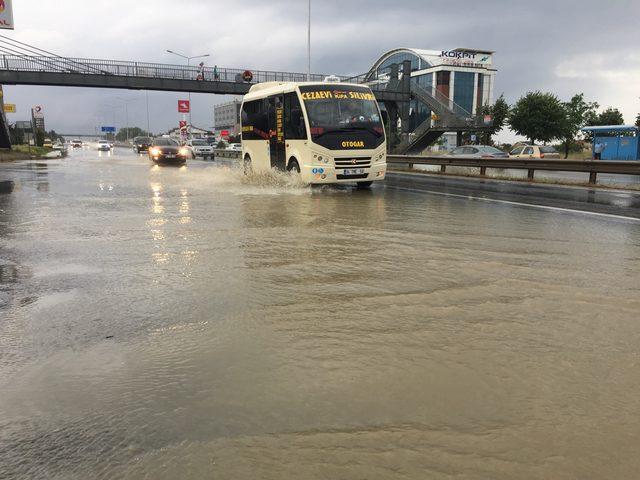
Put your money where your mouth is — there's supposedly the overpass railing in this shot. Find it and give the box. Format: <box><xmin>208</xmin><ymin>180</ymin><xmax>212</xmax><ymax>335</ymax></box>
<box><xmin>387</xmin><ymin>155</ymin><xmax>640</xmax><ymax>185</ymax></box>
<box><xmin>0</xmin><ymin>55</ymin><xmax>347</xmax><ymax>84</ymax></box>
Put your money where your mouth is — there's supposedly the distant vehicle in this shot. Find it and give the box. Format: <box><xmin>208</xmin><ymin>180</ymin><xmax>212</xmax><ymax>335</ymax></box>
<box><xmin>148</xmin><ymin>137</ymin><xmax>188</xmax><ymax>164</ymax></box>
<box><xmin>71</xmin><ymin>139</ymin><xmax>83</xmax><ymax>149</ymax></box>
<box><xmin>132</xmin><ymin>136</ymin><xmax>152</xmax><ymax>153</ymax></box>
<box><xmin>226</xmin><ymin>143</ymin><xmax>242</xmax><ymax>152</ymax></box>
<box><xmin>241</xmin><ymin>81</ymin><xmax>386</xmax><ymax>187</ymax></box>
<box><xmin>509</xmin><ymin>145</ymin><xmax>560</xmax><ymax>159</ymax></box>
<box><xmin>43</xmin><ymin>138</ymin><xmax>53</xmax><ymax>148</ymax></box>
<box><xmin>185</xmin><ymin>139</ymin><xmax>214</xmax><ymax>159</ymax></box>
<box><xmin>52</xmin><ymin>141</ymin><xmax>68</xmax><ymax>154</ymax></box>
<box><xmin>204</xmin><ymin>136</ymin><xmax>217</xmax><ymax>146</ymax></box>
<box><xmin>98</xmin><ymin>140</ymin><xmax>112</xmax><ymax>151</ymax></box>
<box><xmin>450</xmin><ymin>145</ymin><xmax>509</xmax><ymax>158</ymax></box>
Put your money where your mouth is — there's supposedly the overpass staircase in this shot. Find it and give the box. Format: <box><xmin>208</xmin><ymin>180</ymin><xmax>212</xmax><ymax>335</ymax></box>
<box><xmin>394</xmin><ymin>83</ymin><xmax>491</xmax><ymax>154</ymax></box>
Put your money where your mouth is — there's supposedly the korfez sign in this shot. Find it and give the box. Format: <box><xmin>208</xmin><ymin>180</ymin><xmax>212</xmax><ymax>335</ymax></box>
<box><xmin>0</xmin><ymin>0</ymin><xmax>15</xmax><ymax>30</ymax></box>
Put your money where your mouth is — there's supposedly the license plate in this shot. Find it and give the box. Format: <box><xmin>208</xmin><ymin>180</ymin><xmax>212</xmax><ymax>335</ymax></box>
<box><xmin>165</xmin><ymin>154</ymin><xmax>175</xmax><ymax>158</ymax></box>
<box><xmin>343</xmin><ymin>168</ymin><xmax>365</xmax><ymax>175</ymax></box>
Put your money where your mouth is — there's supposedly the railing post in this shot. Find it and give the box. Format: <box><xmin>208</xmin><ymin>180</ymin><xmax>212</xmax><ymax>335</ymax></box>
<box><xmin>527</xmin><ymin>169</ymin><xmax>535</xmax><ymax>181</ymax></box>
<box><xmin>589</xmin><ymin>171</ymin><xmax>597</xmax><ymax>184</ymax></box>
<box><xmin>440</xmin><ymin>165</ymin><xmax>447</xmax><ymax>173</ymax></box>
<box><xmin>480</xmin><ymin>166</ymin><xmax>487</xmax><ymax>176</ymax></box>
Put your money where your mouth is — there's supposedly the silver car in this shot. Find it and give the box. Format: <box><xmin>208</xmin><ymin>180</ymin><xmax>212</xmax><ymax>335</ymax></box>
<box><xmin>186</xmin><ymin>139</ymin><xmax>214</xmax><ymax>159</ymax></box>
<box><xmin>450</xmin><ymin>145</ymin><xmax>509</xmax><ymax>158</ymax></box>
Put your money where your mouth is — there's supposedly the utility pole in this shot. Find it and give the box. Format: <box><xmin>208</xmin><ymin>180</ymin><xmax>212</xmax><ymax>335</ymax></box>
<box><xmin>307</xmin><ymin>0</ymin><xmax>311</xmax><ymax>81</ymax></box>
<box><xmin>145</xmin><ymin>91</ymin><xmax>150</xmax><ymax>135</ymax></box>
<box><xmin>166</xmin><ymin>50</ymin><xmax>210</xmax><ymax>127</ymax></box>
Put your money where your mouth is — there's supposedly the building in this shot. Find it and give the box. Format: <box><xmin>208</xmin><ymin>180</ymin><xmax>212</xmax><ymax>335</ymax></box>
<box><xmin>166</xmin><ymin>125</ymin><xmax>212</xmax><ymax>141</ymax></box>
<box><xmin>214</xmin><ymin>99</ymin><xmax>241</xmax><ymax>138</ymax></box>
<box><xmin>366</xmin><ymin>47</ymin><xmax>497</xmax><ymax>143</ymax></box>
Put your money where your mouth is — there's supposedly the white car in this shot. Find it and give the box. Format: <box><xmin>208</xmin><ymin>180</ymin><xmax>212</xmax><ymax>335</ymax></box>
<box><xmin>226</xmin><ymin>143</ymin><xmax>242</xmax><ymax>152</ymax></box>
<box><xmin>185</xmin><ymin>139</ymin><xmax>214</xmax><ymax>159</ymax></box>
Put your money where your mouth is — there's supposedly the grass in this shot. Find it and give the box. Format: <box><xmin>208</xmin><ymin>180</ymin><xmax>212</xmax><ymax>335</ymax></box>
<box><xmin>0</xmin><ymin>145</ymin><xmax>54</xmax><ymax>162</ymax></box>
<box><xmin>12</xmin><ymin>145</ymin><xmax>53</xmax><ymax>156</ymax></box>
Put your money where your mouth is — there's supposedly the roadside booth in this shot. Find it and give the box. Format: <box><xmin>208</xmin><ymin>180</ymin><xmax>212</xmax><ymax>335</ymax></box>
<box><xmin>581</xmin><ymin>125</ymin><xmax>640</xmax><ymax>160</ymax></box>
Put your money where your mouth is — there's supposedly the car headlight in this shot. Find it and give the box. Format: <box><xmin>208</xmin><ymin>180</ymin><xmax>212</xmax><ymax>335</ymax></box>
<box><xmin>179</xmin><ymin>147</ymin><xmax>189</xmax><ymax>156</ymax></box>
<box><xmin>150</xmin><ymin>147</ymin><xmax>160</xmax><ymax>156</ymax></box>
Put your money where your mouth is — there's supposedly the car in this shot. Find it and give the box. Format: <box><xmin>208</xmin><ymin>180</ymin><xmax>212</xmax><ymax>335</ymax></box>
<box><xmin>71</xmin><ymin>139</ymin><xmax>83</xmax><ymax>149</ymax></box>
<box><xmin>449</xmin><ymin>145</ymin><xmax>509</xmax><ymax>158</ymax></box>
<box><xmin>148</xmin><ymin>137</ymin><xmax>189</xmax><ymax>164</ymax></box>
<box><xmin>97</xmin><ymin>140</ymin><xmax>112</xmax><ymax>151</ymax></box>
<box><xmin>509</xmin><ymin>145</ymin><xmax>560</xmax><ymax>159</ymax></box>
<box><xmin>52</xmin><ymin>141</ymin><xmax>68</xmax><ymax>155</ymax></box>
<box><xmin>226</xmin><ymin>143</ymin><xmax>242</xmax><ymax>152</ymax></box>
<box><xmin>43</xmin><ymin>138</ymin><xmax>53</xmax><ymax>148</ymax></box>
<box><xmin>132</xmin><ymin>136</ymin><xmax>152</xmax><ymax>153</ymax></box>
<box><xmin>185</xmin><ymin>139</ymin><xmax>215</xmax><ymax>159</ymax></box>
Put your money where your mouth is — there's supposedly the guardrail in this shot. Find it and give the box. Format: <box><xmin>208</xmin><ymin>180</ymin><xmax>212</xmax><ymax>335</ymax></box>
<box><xmin>387</xmin><ymin>155</ymin><xmax>640</xmax><ymax>184</ymax></box>
<box><xmin>0</xmin><ymin>55</ymin><xmax>348</xmax><ymax>85</ymax></box>
<box><xmin>213</xmin><ymin>149</ymin><xmax>241</xmax><ymax>160</ymax></box>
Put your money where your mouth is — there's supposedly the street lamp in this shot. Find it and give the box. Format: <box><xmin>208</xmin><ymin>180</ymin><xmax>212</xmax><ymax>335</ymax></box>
<box><xmin>114</xmin><ymin>97</ymin><xmax>137</xmax><ymax>143</ymax></box>
<box><xmin>307</xmin><ymin>0</ymin><xmax>311</xmax><ymax>81</ymax></box>
<box><xmin>166</xmin><ymin>49</ymin><xmax>211</xmax><ymax>126</ymax></box>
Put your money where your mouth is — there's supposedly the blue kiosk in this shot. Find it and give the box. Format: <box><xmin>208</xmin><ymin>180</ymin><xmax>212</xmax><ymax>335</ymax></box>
<box><xmin>581</xmin><ymin>125</ymin><xmax>640</xmax><ymax>160</ymax></box>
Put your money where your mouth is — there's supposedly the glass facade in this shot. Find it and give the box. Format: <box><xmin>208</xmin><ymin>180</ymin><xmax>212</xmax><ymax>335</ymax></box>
<box><xmin>410</xmin><ymin>73</ymin><xmax>433</xmax><ymax>130</ymax></box>
<box><xmin>453</xmin><ymin>72</ymin><xmax>475</xmax><ymax>115</ymax></box>
<box><xmin>369</xmin><ymin>51</ymin><xmax>431</xmax><ymax>80</ymax></box>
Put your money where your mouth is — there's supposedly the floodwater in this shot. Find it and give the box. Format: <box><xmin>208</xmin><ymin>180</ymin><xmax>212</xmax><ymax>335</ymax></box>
<box><xmin>1</xmin><ymin>147</ymin><xmax>639</xmax><ymax>479</ymax></box>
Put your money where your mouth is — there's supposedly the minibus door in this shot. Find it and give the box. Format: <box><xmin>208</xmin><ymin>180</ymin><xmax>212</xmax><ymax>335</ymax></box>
<box><xmin>268</xmin><ymin>95</ymin><xmax>286</xmax><ymax>170</ymax></box>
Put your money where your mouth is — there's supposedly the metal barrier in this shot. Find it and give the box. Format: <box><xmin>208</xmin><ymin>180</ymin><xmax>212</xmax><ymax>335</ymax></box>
<box><xmin>0</xmin><ymin>54</ymin><xmax>347</xmax><ymax>85</ymax></box>
<box><xmin>213</xmin><ymin>149</ymin><xmax>241</xmax><ymax>160</ymax></box>
<box><xmin>387</xmin><ymin>155</ymin><xmax>640</xmax><ymax>184</ymax></box>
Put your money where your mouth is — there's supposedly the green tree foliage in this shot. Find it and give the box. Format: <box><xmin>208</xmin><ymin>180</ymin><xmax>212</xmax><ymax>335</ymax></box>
<box><xmin>635</xmin><ymin>113</ymin><xmax>640</xmax><ymax>128</ymax></box>
<box><xmin>478</xmin><ymin>94</ymin><xmax>509</xmax><ymax>144</ymax></box>
<box><xmin>8</xmin><ymin>123</ymin><xmax>24</xmax><ymax>145</ymax></box>
<box><xmin>116</xmin><ymin>127</ymin><xmax>150</xmax><ymax>142</ymax></box>
<box><xmin>559</xmin><ymin>93</ymin><xmax>599</xmax><ymax>158</ymax></box>
<box><xmin>586</xmin><ymin>107</ymin><xmax>624</xmax><ymax>126</ymax></box>
<box><xmin>508</xmin><ymin>91</ymin><xmax>566</xmax><ymax>144</ymax></box>
<box><xmin>35</xmin><ymin>129</ymin><xmax>45</xmax><ymax>147</ymax></box>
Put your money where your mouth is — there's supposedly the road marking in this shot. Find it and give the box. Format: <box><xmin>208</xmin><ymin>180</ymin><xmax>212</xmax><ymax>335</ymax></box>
<box><xmin>388</xmin><ymin>185</ymin><xmax>640</xmax><ymax>223</ymax></box>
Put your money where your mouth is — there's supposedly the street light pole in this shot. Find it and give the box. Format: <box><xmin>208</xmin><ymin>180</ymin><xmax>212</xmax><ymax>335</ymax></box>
<box><xmin>115</xmin><ymin>97</ymin><xmax>136</xmax><ymax>143</ymax></box>
<box><xmin>145</xmin><ymin>91</ymin><xmax>150</xmax><ymax>135</ymax></box>
<box><xmin>166</xmin><ymin>50</ymin><xmax>210</xmax><ymax>127</ymax></box>
<box><xmin>307</xmin><ymin>0</ymin><xmax>311</xmax><ymax>81</ymax></box>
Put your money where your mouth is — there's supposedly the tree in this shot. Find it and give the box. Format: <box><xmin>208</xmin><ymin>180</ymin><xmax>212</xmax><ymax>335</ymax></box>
<box><xmin>587</xmin><ymin>107</ymin><xmax>624</xmax><ymax>126</ymax></box>
<box><xmin>478</xmin><ymin>94</ymin><xmax>509</xmax><ymax>144</ymax></box>
<box><xmin>35</xmin><ymin>129</ymin><xmax>45</xmax><ymax>147</ymax></box>
<box><xmin>635</xmin><ymin>113</ymin><xmax>640</xmax><ymax>128</ymax></box>
<box><xmin>508</xmin><ymin>91</ymin><xmax>566</xmax><ymax>144</ymax></box>
<box><xmin>559</xmin><ymin>93</ymin><xmax>599</xmax><ymax>158</ymax></box>
<box><xmin>116</xmin><ymin>127</ymin><xmax>150</xmax><ymax>142</ymax></box>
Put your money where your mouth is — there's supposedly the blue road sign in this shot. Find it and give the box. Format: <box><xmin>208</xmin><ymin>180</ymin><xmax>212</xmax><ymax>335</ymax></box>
<box><xmin>101</xmin><ymin>126</ymin><xmax>116</xmax><ymax>133</ymax></box>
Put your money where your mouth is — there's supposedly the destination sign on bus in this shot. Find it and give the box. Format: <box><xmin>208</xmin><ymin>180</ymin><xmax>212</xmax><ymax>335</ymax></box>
<box><xmin>301</xmin><ymin>91</ymin><xmax>376</xmax><ymax>101</ymax></box>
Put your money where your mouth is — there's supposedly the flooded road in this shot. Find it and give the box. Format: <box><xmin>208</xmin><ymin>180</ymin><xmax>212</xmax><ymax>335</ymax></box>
<box><xmin>1</xmin><ymin>148</ymin><xmax>640</xmax><ymax>479</ymax></box>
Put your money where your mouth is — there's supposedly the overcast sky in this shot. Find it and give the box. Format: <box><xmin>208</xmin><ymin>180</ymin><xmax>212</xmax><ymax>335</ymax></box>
<box><xmin>3</xmin><ymin>0</ymin><xmax>640</xmax><ymax>141</ymax></box>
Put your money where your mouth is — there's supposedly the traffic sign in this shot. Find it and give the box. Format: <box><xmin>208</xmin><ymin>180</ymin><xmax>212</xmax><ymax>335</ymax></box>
<box><xmin>101</xmin><ymin>126</ymin><xmax>116</xmax><ymax>133</ymax></box>
<box><xmin>32</xmin><ymin>105</ymin><xmax>44</xmax><ymax>119</ymax></box>
<box><xmin>178</xmin><ymin>100</ymin><xmax>190</xmax><ymax>113</ymax></box>
<box><xmin>179</xmin><ymin>120</ymin><xmax>187</xmax><ymax>130</ymax></box>
<box><xmin>3</xmin><ymin>103</ymin><xmax>16</xmax><ymax>113</ymax></box>
<box><xmin>0</xmin><ymin>0</ymin><xmax>15</xmax><ymax>30</ymax></box>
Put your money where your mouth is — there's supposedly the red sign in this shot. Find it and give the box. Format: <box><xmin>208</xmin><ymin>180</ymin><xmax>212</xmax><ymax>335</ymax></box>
<box><xmin>221</xmin><ymin>130</ymin><xmax>230</xmax><ymax>138</ymax></box>
<box><xmin>179</xmin><ymin>120</ymin><xmax>187</xmax><ymax>130</ymax></box>
<box><xmin>178</xmin><ymin>100</ymin><xmax>190</xmax><ymax>113</ymax></box>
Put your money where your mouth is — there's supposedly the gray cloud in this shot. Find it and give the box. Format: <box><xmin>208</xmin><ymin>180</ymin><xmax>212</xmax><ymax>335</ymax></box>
<box><xmin>4</xmin><ymin>0</ymin><xmax>640</xmax><ymax>137</ymax></box>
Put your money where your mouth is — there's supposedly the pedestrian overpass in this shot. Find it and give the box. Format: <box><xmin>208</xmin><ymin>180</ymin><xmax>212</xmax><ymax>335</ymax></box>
<box><xmin>0</xmin><ymin>38</ymin><xmax>490</xmax><ymax>153</ymax></box>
